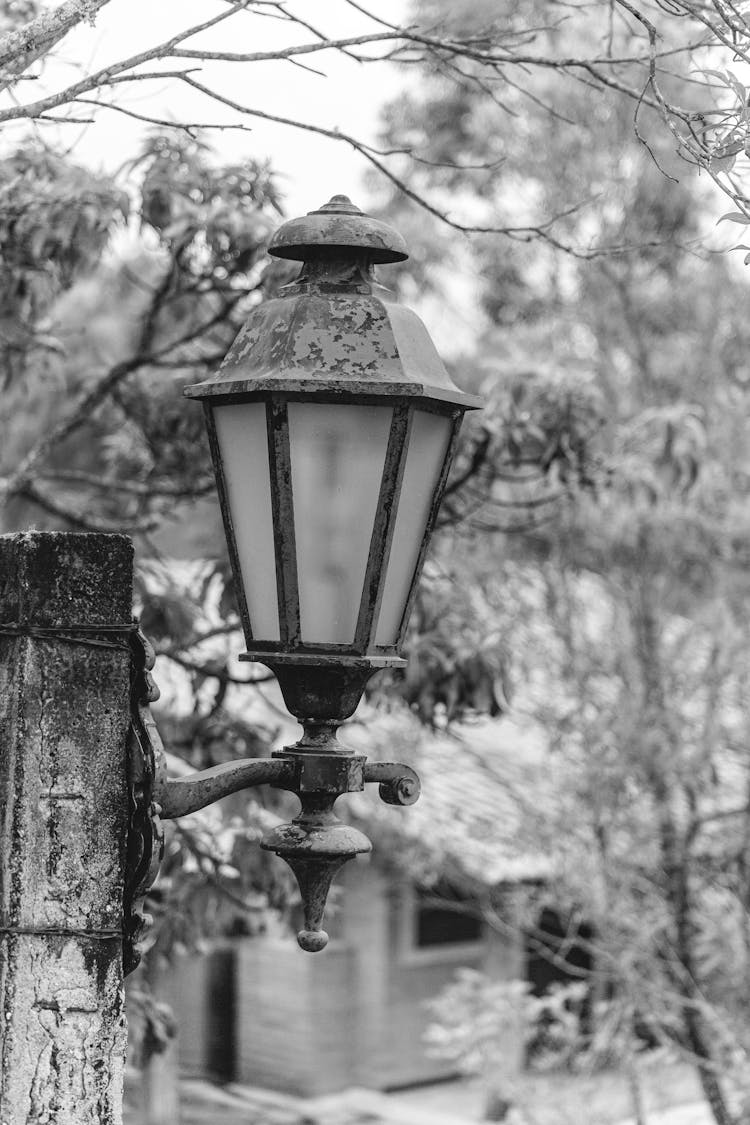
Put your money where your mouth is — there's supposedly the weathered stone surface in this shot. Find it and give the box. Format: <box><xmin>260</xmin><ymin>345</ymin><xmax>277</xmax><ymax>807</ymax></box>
<box><xmin>0</xmin><ymin>532</ymin><xmax>133</xmax><ymax>1125</ymax></box>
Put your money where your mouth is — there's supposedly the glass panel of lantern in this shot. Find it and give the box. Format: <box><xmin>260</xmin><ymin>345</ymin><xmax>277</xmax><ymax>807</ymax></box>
<box><xmin>374</xmin><ymin>409</ymin><xmax>453</xmax><ymax>647</ymax></box>
<box><xmin>287</xmin><ymin>402</ymin><xmax>393</xmax><ymax>644</ymax></box>
<box><xmin>212</xmin><ymin>403</ymin><xmax>279</xmax><ymax>641</ymax></box>
<box><xmin>209</xmin><ymin>398</ymin><xmax>456</xmax><ymax>654</ymax></box>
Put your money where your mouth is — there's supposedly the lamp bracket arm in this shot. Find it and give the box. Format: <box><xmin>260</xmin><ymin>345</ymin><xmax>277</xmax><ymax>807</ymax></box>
<box><xmin>156</xmin><ymin>758</ymin><xmax>295</xmax><ymax>820</ymax></box>
<box><xmin>125</xmin><ymin>624</ymin><xmax>298</xmax><ymax>974</ymax></box>
<box><xmin>363</xmin><ymin>761</ymin><xmax>421</xmax><ymax>806</ymax></box>
<box><xmin>125</xmin><ymin>626</ymin><xmax>422</xmax><ymax>965</ymax></box>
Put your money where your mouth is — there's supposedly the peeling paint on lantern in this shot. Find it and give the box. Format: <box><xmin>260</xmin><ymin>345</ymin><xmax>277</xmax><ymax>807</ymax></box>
<box><xmin>185</xmin><ymin>197</ymin><xmax>480</xmax><ymax>406</ymax></box>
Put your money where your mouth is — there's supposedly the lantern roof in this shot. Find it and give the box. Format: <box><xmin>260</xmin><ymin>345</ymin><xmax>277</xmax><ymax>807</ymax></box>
<box><xmin>184</xmin><ymin>195</ymin><xmax>482</xmax><ymax>412</ymax></box>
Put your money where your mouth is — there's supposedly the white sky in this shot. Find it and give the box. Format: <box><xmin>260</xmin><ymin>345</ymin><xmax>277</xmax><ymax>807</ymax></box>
<box><xmin>5</xmin><ymin>1</ymin><xmax>742</xmax><ymax>351</ymax></box>
<box><xmin>4</xmin><ymin>0</ymin><xmax>409</xmax><ymax>216</ymax></box>
<box><xmin>2</xmin><ymin>1</ymin><xmax>487</xmax><ymax>352</ymax></box>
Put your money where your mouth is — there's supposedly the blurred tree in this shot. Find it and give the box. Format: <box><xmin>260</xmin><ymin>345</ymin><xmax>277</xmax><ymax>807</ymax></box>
<box><xmin>0</xmin><ymin>0</ymin><xmax>745</xmax><ymax>243</ymax></box>
<box><xmin>424</xmin><ymin>969</ymin><xmax>588</xmax><ymax>1121</ymax></box>
<box><xmin>373</xmin><ymin>4</ymin><xmax>750</xmax><ymax>1123</ymax></box>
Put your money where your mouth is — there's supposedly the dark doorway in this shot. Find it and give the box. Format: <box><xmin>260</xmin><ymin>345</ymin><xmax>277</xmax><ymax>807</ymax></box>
<box><xmin>525</xmin><ymin>907</ymin><xmax>594</xmax><ymax>1047</ymax></box>
<box><xmin>205</xmin><ymin>949</ymin><xmax>236</xmax><ymax>1080</ymax></box>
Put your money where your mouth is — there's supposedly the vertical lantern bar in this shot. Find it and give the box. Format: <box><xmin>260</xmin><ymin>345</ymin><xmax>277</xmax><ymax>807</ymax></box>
<box><xmin>266</xmin><ymin>398</ymin><xmax>301</xmax><ymax>647</ymax></box>
<box><xmin>395</xmin><ymin>408</ymin><xmax>464</xmax><ymax>648</ymax></box>
<box><xmin>203</xmin><ymin>403</ymin><xmax>254</xmax><ymax>643</ymax></box>
<box><xmin>354</xmin><ymin>404</ymin><xmax>413</xmax><ymax>653</ymax></box>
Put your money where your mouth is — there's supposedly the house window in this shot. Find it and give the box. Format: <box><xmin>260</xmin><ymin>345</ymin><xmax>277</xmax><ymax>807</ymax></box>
<box><xmin>414</xmin><ymin>884</ymin><xmax>483</xmax><ymax>948</ymax></box>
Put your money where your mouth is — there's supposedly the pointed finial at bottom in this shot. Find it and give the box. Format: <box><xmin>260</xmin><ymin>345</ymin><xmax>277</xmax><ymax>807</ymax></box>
<box><xmin>261</xmin><ymin>809</ymin><xmax>372</xmax><ymax>953</ymax></box>
<box><xmin>298</xmin><ymin>929</ymin><xmax>329</xmax><ymax>952</ymax></box>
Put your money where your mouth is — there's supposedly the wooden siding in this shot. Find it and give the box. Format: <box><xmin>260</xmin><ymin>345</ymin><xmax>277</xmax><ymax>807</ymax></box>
<box><xmin>162</xmin><ymin>945</ymin><xmax>236</xmax><ymax>1081</ymax></box>
<box><xmin>380</xmin><ymin>882</ymin><xmax>496</xmax><ymax>1088</ymax></box>
<box><xmin>164</xmin><ymin>861</ymin><xmax>525</xmax><ymax>1096</ymax></box>
<box><xmin>163</xmin><ymin>954</ymin><xmax>210</xmax><ymax>1077</ymax></box>
<box><xmin>234</xmin><ymin>938</ymin><xmax>358</xmax><ymax>1096</ymax></box>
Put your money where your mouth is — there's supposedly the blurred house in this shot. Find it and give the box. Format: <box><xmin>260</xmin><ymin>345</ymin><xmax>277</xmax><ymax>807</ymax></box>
<box><xmin>163</xmin><ymin>714</ymin><xmax>554</xmax><ymax>1097</ymax></box>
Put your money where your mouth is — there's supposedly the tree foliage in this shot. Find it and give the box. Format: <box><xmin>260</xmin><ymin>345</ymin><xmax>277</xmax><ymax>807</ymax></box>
<box><xmin>4</xmin><ymin>3</ymin><xmax>750</xmax><ymax>1120</ymax></box>
<box><xmin>0</xmin><ymin>0</ymin><xmax>746</xmax><ymax>246</ymax></box>
<box><xmin>0</xmin><ymin>145</ymin><xmax>128</xmax><ymax>384</ymax></box>
<box><xmin>372</xmin><ymin>5</ymin><xmax>750</xmax><ymax>1122</ymax></box>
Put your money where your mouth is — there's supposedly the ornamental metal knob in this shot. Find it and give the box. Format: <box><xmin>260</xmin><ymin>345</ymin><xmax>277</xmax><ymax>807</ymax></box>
<box><xmin>268</xmin><ymin>194</ymin><xmax>409</xmax><ymax>264</ymax></box>
<box><xmin>261</xmin><ymin>793</ymin><xmax>372</xmax><ymax>952</ymax></box>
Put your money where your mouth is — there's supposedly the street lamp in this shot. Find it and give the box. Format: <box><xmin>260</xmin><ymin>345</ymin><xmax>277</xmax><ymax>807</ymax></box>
<box><xmin>146</xmin><ymin>196</ymin><xmax>480</xmax><ymax>953</ymax></box>
<box><xmin>185</xmin><ymin>194</ymin><xmax>479</xmax><ymax>712</ymax></box>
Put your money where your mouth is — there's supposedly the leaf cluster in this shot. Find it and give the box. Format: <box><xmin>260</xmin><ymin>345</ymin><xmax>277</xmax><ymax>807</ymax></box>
<box><xmin>0</xmin><ymin>145</ymin><xmax>127</xmax><ymax>384</ymax></box>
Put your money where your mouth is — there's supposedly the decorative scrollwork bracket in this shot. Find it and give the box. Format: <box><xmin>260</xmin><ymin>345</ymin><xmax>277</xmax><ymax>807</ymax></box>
<box><xmin>123</xmin><ymin>624</ymin><xmax>166</xmax><ymax>976</ymax></box>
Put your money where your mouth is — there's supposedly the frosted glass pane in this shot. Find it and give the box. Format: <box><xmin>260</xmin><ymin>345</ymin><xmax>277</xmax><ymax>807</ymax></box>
<box><xmin>375</xmin><ymin>411</ymin><xmax>452</xmax><ymax>646</ymax></box>
<box><xmin>289</xmin><ymin>403</ymin><xmax>391</xmax><ymax>644</ymax></box>
<box><xmin>213</xmin><ymin>403</ymin><xmax>279</xmax><ymax>641</ymax></box>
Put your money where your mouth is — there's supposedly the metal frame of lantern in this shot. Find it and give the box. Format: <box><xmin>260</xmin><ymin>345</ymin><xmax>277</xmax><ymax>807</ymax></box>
<box><xmin>195</xmin><ymin>391</ymin><xmax>468</xmax><ymax>701</ymax></box>
<box><xmin>185</xmin><ymin>196</ymin><xmax>481</xmax><ymax>721</ymax></box>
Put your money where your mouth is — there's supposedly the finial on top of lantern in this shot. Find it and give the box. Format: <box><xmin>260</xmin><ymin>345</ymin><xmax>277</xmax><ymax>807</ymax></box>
<box><xmin>267</xmin><ymin>194</ymin><xmax>409</xmax><ymax>264</ymax></box>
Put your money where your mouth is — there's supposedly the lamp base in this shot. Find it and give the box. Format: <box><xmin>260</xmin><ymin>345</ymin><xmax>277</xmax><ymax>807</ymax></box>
<box><xmin>239</xmin><ymin>651</ymin><xmax>406</xmax><ymax>668</ymax></box>
<box><xmin>239</xmin><ymin>653</ymin><xmax>404</xmax><ymax>722</ymax></box>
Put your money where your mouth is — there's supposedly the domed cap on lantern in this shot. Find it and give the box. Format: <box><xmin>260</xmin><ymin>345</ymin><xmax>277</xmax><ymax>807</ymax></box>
<box><xmin>185</xmin><ymin>195</ymin><xmax>480</xmax><ymax>409</ymax></box>
<box><xmin>268</xmin><ymin>194</ymin><xmax>408</xmax><ymax>264</ymax></box>
<box><xmin>184</xmin><ymin>194</ymin><xmax>481</xmax><ymax>683</ymax></box>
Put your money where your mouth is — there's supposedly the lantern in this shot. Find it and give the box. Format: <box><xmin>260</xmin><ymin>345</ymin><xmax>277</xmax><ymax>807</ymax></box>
<box><xmin>182</xmin><ymin>195</ymin><xmax>482</xmax><ymax>950</ymax></box>
<box><xmin>185</xmin><ymin>195</ymin><xmax>480</xmax><ymax>721</ymax></box>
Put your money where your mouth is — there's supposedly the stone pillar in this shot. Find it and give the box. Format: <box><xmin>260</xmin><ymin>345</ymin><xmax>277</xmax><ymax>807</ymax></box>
<box><xmin>0</xmin><ymin>532</ymin><xmax>133</xmax><ymax>1125</ymax></box>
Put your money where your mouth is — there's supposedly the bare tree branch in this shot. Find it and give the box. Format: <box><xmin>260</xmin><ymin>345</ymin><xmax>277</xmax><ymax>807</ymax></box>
<box><xmin>0</xmin><ymin>0</ymin><xmax>112</xmax><ymax>83</ymax></box>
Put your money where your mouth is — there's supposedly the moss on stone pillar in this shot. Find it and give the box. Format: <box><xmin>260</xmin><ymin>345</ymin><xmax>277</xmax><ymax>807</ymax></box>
<box><xmin>0</xmin><ymin>532</ymin><xmax>133</xmax><ymax>1125</ymax></box>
